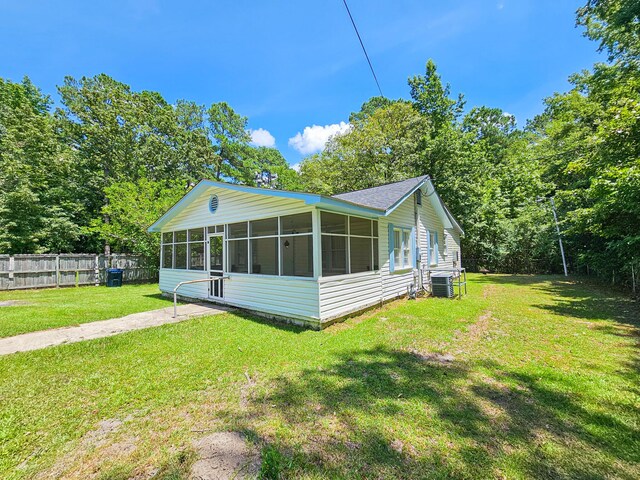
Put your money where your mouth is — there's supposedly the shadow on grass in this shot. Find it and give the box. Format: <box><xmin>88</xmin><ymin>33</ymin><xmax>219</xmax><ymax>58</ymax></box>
<box><xmin>225</xmin><ymin>346</ymin><xmax>639</xmax><ymax>479</ymax></box>
<box><xmin>142</xmin><ymin>293</ymin><xmax>169</xmax><ymax>301</ymax></box>
<box><xmin>219</xmin><ymin>309</ymin><xmax>309</xmax><ymax>335</ymax></box>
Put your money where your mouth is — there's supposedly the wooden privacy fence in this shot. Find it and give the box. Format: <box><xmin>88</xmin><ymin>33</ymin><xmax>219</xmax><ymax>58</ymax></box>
<box><xmin>0</xmin><ymin>254</ymin><xmax>158</xmax><ymax>291</ymax></box>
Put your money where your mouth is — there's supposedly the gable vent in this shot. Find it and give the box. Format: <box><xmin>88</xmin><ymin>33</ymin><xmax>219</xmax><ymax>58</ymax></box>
<box><xmin>209</xmin><ymin>194</ymin><xmax>219</xmax><ymax>214</ymax></box>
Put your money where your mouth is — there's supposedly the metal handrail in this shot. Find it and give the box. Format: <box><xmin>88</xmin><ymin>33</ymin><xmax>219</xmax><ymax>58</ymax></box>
<box><xmin>172</xmin><ymin>276</ymin><xmax>229</xmax><ymax>318</ymax></box>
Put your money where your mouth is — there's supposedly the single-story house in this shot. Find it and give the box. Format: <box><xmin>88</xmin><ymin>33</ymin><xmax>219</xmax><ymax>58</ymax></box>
<box><xmin>148</xmin><ymin>175</ymin><xmax>463</xmax><ymax>329</ymax></box>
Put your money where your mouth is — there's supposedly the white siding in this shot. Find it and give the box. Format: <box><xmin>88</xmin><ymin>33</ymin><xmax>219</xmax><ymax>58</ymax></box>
<box><xmin>444</xmin><ymin>229</ymin><xmax>462</xmax><ymax>268</ymax></box>
<box><xmin>417</xmin><ymin>191</ymin><xmax>461</xmax><ymax>269</ymax></box>
<box><xmin>318</xmin><ymin>199</ymin><xmax>418</xmax><ymax>321</ymax></box>
<box><xmin>224</xmin><ymin>275</ymin><xmax>319</xmax><ymax>323</ymax></box>
<box><xmin>159</xmin><ymin>269</ymin><xmax>209</xmax><ymax>299</ymax></box>
<box><xmin>159</xmin><ymin>187</ymin><xmax>320</xmax><ymax>324</ymax></box>
<box><xmin>165</xmin><ymin>186</ymin><xmax>311</xmax><ymax>230</ymax></box>
<box><xmin>382</xmin><ymin>198</ymin><xmax>417</xmax><ymax>300</ymax></box>
<box><xmin>319</xmin><ymin>271</ymin><xmax>382</xmax><ymax>320</ymax></box>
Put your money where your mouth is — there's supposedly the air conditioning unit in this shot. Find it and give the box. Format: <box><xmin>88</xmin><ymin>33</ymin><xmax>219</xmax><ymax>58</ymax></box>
<box><xmin>430</xmin><ymin>272</ymin><xmax>454</xmax><ymax>298</ymax></box>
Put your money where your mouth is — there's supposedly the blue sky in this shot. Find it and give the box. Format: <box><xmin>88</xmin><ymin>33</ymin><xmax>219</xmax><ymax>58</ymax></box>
<box><xmin>1</xmin><ymin>0</ymin><xmax>603</xmax><ymax>166</ymax></box>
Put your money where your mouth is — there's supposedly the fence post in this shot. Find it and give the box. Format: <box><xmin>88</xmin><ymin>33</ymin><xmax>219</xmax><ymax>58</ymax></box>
<box><xmin>8</xmin><ymin>255</ymin><xmax>14</xmax><ymax>288</ymax></box>
<box><xmin>55</xmin><ymin>254</ymin><xmax>60</xmax><ymax>288</ymax></box>
<box><xmin>95</xmin><ymin>255</ymin><xmax>100</xmax><ymax>287</ymax></box>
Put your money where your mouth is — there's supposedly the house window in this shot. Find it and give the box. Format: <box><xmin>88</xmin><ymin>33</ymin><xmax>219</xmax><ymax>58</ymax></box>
<box><xmin>350</xmin><ymin>237</ymin><xmax>372</xmax><ymax>273</ymax></box>
<box><xmin>322</xmin><ymin>235</ymin><xmax>347</xmax><ymax>275</ymax></box>
<box><xmin>251</xmin><ymin>237</ymin><xmax>278</xmax><ymax>275</ymax></box>
<box><xmin>161</xmin><ymin>229</ymin><xmax>206</xmax><ymax>270</ymax></box>
<box><xmin>225</xmin><ymin>213</ymin><xmax>314</xmax><ymax>278</ymax></box>
<box><xmin>390</xmin><ymin>226</ymin><xmax>414</xmax><ymax>271</ymax></box>
<box><xmin>162</xmin><ymin>232</ymin><xmax>173</xmax><ymax>269</ymax></box>
<box><xmin>249</xmin><ymin>218</ymin><xmax>278</xmax><ymax>275</ymax></box>
<box><xmin>321</xmin><ymin>212</ymin><xmax>378</xmax><ymax>277</ymax></box>
<box><xmin>228</xmin><ymin>222</ymin><xmax>248</xmax><ymax>239</ymax></box>
<box><xmin>188</xmin><ymin>228</ymin><xmax>205</xmax><ymax>270</ymax></box>
<box><xmin>281</xmin><ymin>234</ymin><xmax>313</xmax><ymax>277</ymax></box>
<box><xmin>280</xmin><ymin>213</ymin><xmax>314</xmax><ymax>277</ymax></box>
<box><xmin>175</xmin><ymin>246</ymin><xmax>187</xmax><ymax>270</ymax></box>
<box><xmin>402</xmin><ymin>230</ymin><xmax>411</xmax><ymax>266</ymax></box>
<box><xmin>250</xmin><ymin>217</ymin><xmax>278</xmax><ymax>237</ymax></box>
<box><xmin>393</xmin><ymin>229</ymin><xmax>401</xmax><ymax>267</ymax></box>
<box><xmin>429</xmin><ymin>230</ymin><xmax>438</xmax><ymax>266</ymax></box>
<box><xmin>162</xmin><ymin>244</ymin><xmax>173</xmax><ymax>269</ymax></box>
<box><xmin>227</xmin><ymin>222</ymin><xmax>248</xmax><ymax>273</ymax></box>
<box><xmin>174</xmin><ymin>230</ymin><xmax>187</xmax><ymax>269</ymax></box>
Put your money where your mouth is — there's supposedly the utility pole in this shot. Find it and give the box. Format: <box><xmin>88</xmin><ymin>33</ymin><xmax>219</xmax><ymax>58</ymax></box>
<box><xmin>538</xmin><ymin>196</ymin><xmax>568</xmax><ymax>277</ymax></box>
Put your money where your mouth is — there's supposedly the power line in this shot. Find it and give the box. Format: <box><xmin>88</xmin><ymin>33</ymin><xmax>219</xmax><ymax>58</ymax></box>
<box><xmin>341</xmin><ymin>0</ymin><xmax>384</xmax><ymax>97</ymax></box>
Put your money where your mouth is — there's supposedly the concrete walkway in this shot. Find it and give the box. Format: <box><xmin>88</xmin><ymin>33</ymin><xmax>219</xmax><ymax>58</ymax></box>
<box><xmin>0</xmin><ymin>303</ymin><xmax>226</xmax><ymax>356</ymax></box>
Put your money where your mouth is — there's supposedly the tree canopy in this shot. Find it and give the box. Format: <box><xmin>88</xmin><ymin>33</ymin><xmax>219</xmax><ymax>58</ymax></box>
<box><xmin>0</xmin><ymin>1</ymin><xmax>637</xmax><ymax>288</ymax></box>
<box><xmin>0</xmin><ymin>74</ymin><xmax>299</xmax><ymax>257</ymax></box>
<box><xmin>300</xmin><ymin>4</ymin><xmax>639</xmax><ymax>283</ymax></box>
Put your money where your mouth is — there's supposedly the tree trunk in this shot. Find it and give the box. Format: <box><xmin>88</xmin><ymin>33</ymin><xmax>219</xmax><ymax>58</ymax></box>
<box><xmin>103</xmin><ymin>213</ymin><xmax>111</xmax><ymax>256</ymax></box>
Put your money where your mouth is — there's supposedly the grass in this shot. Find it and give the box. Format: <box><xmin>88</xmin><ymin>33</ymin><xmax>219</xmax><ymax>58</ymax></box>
<box><xmin>0</xmin><ymin>283</ymin><xmax>174</xmax><ymax>337</ymax></box>
<box><xmin>0</xmin><ymin>274</ymin><xmax>638</xmax><ymax>479</ymax></box>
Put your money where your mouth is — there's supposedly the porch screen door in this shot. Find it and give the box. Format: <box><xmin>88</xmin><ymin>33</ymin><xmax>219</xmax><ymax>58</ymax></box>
<box><xmin>208</xmin><ymin>234</ymin><xmax>224</xmax><ymax>298</ymax></box>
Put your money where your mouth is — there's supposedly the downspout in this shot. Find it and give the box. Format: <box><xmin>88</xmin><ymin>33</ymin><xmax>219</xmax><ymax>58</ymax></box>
<box><xmin>379</xmin><ymin>215</ymin><xmax>384</xmax><ymax>308</ymax></box>
<box><xmin>414</xmin><ymin>190</ymin><xmax>421</xmax><ymax>291</ymax></box>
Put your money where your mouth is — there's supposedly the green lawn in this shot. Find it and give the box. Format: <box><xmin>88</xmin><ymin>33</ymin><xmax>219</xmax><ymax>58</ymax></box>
<box><xmin>0</xmin><ymin>275</ymin><xmax>638</xmax><ymax>479</ymax></box>
<box><xmin>0</xmin><ymin>284</ymin><xmax>173</xmax><ymax>338</ymax></box>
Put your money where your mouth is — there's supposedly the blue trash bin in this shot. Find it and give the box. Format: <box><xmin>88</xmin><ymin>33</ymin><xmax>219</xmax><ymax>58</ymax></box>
<box><xmin>106</xmin><ymin>268</ymin><xmax>124</xmax><ymax>287</ymax></box>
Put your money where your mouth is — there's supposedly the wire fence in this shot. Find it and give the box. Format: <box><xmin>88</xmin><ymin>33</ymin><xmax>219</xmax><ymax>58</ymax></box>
<box><xmin>464</xmin><ymin>258</ymin><xmax>639</xmax><ymax>297</ymax></box>
<box><xmin>0</xmin><ymin>254</ymin><xmax>158</xmax><ymax>291</ymax></box>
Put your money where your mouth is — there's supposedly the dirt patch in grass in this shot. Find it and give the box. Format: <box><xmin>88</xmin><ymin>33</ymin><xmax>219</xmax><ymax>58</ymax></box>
<box><xmin>190</xmin><ymin>432</ymin><xmax>260</xmax><ymax>479</ymax></box>
<box><xmin>240</xmin><ymin>371</ymin><xmax>257</xmax><ymax>410</ymax></box>
<box><xmin>465</xmin><ymin>310</ymin><xmax>493</xmax><ymax>340</ymax></box>
<box><xmin>81</xmin><ymin>417</ymin><xmax>128</xmax><ymax>448</ymax></box>
<box><xmin>39</xmin><ymin>415</ymin><xmax>139</xmax><ymax>479</ymax></box>
<box><xmin>407</xmin><ymin>349</ymin><xmax>455</xmax><ymax>365</ymax></box>
<box><xmin>482</xmin><ymin>283</ymin><xmax>497</xmax><ymax>299</ymax></box>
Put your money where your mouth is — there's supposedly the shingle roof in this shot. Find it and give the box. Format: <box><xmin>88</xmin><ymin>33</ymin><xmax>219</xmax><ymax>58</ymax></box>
<box><xmin>332</xmin><ymin>175</ymin><xmax>429</xmax><ymax>211</ymax></box>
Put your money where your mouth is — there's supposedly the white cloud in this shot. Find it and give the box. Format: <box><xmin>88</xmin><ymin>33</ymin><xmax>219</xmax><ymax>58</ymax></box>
<box><xmin>291</xmin><ymin>163</ymin><xmax>301</xmax><ymax>172</ymax></box>
<box><xmin>288</xmin><ymin>122</ymin><xmax>350</xmax><ymax>155</ymax></box>
<box><xmin>249</xmin><ymin>128</ymin><xmax>276</xmax><ymax>148</ymax></box>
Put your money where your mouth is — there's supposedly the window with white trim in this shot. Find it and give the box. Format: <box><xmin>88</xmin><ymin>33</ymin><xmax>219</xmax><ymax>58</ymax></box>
<box><xmin>393</xmin><ymin>226</ymin><xmax>413</xmax><ymax>270</ymax></box>
<box><xmin>161</xmin><ymin>232</ymin><xmax>173</xmax><ymax>269</ymax></box>
<box><xmin>227</xmin><ymin>213</ymin><xmax>314</xmax><ymax>278</ymax></box>
<box><xmin>188</xmin><ymin>228</ymin><xmax>205</xmax><ymax>270</ymax></box>
<box><xmin>280</xmin><ymin>213</ymin><xmax>313</xmax><ymax>277</ymax></box>
<box><xmin>321</xmin><ymin>212</ymin><xmax>378</xmax><ymax>277</ymax></box>
<box><xmin>393</xmin><ymin>229</ymin><xmax>401</xmax><ymax>267</ymax></box>
<box><xmin>402</xmin><ymin>230</ymin><xmax>411</xmax><ymax>266</ymax></box>
<box><xmin>161</xmin><ymin>228</ymin><xmax>205</xmax><ymax>270</ymax></box>
<box><xmin>429</xmin><ymin>230</ymin><xmax>438</xmax><ymax>266</ymax></box>
<box><xmin>227</xmin><ymin>222</ymin><xmax>249</xmax><ymax>273</ymax></box>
